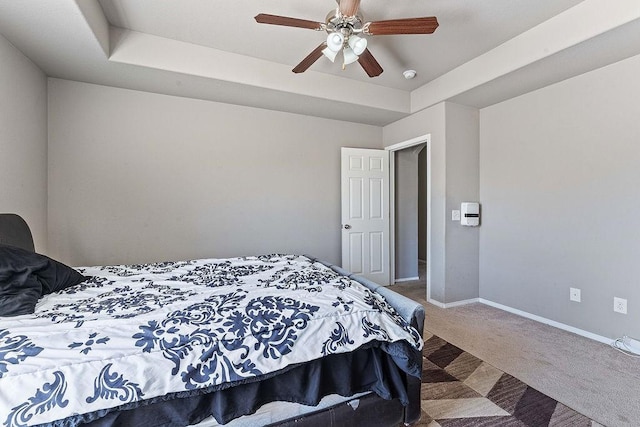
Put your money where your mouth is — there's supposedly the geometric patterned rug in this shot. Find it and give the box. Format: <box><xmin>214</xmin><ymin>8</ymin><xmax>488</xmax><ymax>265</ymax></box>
<box><xmin>417</xmin><ymin>333</ymin><xmax>601</xmax><ymax>427</ymax></box>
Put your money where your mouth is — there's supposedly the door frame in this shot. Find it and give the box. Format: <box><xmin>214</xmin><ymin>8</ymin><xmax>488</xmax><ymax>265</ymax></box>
<box><xmin>385</xmin><ymin>134</ymin><xmax>431</xmax><ymax>298</ymax></box>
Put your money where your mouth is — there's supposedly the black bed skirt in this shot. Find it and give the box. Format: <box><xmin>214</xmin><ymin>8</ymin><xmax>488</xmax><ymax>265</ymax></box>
<box><xmin>57</xmin><ymin>341</ymin><xmax>420</xmax><ymax>427</ymax></box>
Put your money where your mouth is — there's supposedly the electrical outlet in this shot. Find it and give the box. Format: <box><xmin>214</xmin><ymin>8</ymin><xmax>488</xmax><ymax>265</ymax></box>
<box><xmin>452</xmin><ymin>210</ymin><xmax>461</xmax><ymax>221</ymax></box>
<box><xmin>614</xmin><ymin>297</ymin><xmax>627</xmax><ymax>314</ymax></box>
<box><xmin>569</xmin><ymin>287</ymin><xmax>581</xmax><ymax>302</ymax></box>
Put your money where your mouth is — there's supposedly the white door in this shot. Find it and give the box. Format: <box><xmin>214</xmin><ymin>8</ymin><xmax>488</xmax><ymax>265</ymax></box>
<box><xmin>341</xmin><ymin>148</ymin><xmax>390</xmax><ymax>285</ymax></box>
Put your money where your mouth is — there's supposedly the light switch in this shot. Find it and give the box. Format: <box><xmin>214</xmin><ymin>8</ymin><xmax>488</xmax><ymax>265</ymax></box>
<box><xmin>452</xmin><ymin>210</ymin><xmax>461</xmax><ymax>221</ymax></box>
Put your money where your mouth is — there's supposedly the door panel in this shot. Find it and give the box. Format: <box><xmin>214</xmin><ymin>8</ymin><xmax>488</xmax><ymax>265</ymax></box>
<box><xmin>369</xmin><ymin>178</ymin><xmax>383</xmax><ymax>219</ymax></box>
<box><xmin>369</xmin><ymin>231</ymin><xmax>384</xmax><ymax>273</ymax></box>
<box><xmin>349</xmin><ymin>178</ymin><xmax>364</xmax><ymax>219</ymax></box>
<box><xmin>349</xmin><ymin>233</ymin><xmax>364</xmax><ymax>274</ymax></box>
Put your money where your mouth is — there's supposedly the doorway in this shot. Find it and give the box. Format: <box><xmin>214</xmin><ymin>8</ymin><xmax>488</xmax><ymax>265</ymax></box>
<box><xmin>387</xmin><ymin>134</ymin><xmax>431</xmax><ymax>299</ymax></box>
<box><xmin>394</xmin><ymin>144</ymin><xmax>425</xmax><ymax>282</ymax></box>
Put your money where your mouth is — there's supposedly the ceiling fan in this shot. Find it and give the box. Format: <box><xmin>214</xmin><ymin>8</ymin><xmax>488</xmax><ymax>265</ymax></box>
<box><xmin>255</xmin><ymin>0</ymin><xmax>439</xmax><ymax>78</ymax></box>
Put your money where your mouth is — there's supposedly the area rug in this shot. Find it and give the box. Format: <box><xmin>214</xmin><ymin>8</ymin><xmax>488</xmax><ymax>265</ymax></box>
<box><xmin>417</xmin><ymin>333</ymin><xmax>598</xmax><ymax>426</ymax></box>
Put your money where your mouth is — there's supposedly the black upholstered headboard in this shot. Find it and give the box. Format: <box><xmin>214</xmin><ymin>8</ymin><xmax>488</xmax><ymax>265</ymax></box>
<box><xmin>0</xmin><ymin>214</ymin><xmax>35</xmax><ymax>252</ymax></box>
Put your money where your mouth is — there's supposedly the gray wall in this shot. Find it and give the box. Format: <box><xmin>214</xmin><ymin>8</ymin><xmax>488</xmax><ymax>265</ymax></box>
<box><xmin>0</xmin><ymin>34</ymin><xmax>48</xmax><ymax>251</ymax></box>
<box><xmin>444</xmin><ymin>103</ymin><xmax>480</xmax><ymax>302</ymax></box>
<box><xmin>394</xmin><ymin>147</ymin><xmax>420</xmax><ymax>280</ymax></box>
<box><xmin>480</xmin><ymin>53</ymin><xmax>640</xmax><ymax>339</ymax></box>
<box><xmin>384</xmin><ymin>102</ymin><xmax>480</xmax><ymax>303</ymax></box>
<box><xmin>47</xmin><ymin>79</ymin><xmax>382</xmax><ymax>266</ymax></box>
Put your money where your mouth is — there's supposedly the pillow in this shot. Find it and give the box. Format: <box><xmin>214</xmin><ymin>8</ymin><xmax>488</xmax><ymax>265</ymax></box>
<box><xmin>0</xmin><ymin>244</ymin><xmax>88</xmax><ymax>317</ymax></box>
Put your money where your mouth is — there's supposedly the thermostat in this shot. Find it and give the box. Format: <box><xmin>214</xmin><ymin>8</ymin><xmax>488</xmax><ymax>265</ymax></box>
<box><xmin>460</xmin><ymin>202</ymin><xmax>480</xmax><ymax>226</ymax></box>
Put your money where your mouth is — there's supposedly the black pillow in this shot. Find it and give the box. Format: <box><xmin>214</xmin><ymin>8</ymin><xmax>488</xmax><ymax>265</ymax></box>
<box><xmin>0</xmin><ymin>244</ymin><xmax>88</xmax><ymax>317</ymax></box>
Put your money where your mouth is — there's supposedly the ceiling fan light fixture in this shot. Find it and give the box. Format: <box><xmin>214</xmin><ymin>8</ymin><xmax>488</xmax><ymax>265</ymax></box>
<box><xmin>326</xmin><ymin>32</ymin><xmax>345</xmax><ymax>52</ymax></box>
<box><xmin>343</xmin><ymin>47</ymin><xmax>359</xmax><ymax>65</ymax></box>
<box><xmin>322</xmin><ymin>47</ymin><xmax>339</xmax><ymax>62</ymax></box>
<box><xmin>348</xmin><ymin>35</ymin><xmax>367</xmax><ymax>56</ymax></box>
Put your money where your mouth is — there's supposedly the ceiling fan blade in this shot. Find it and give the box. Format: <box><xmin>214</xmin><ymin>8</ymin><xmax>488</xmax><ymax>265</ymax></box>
<box><xmin>339</xmin><ymin>0</ymin><xmax>361</xmax><ymax>17</ymax></box>
<box><xmin>292</xmin><ymin>43</ymin><xmax>327</xmax><ymax>74</ymax></box>
<box><xmin>357</xmin><ymin>49</ymin><xmax>383</xmax><ymax>77</ymax></box>
<box><xmin>366</xmin><ymin>17</ymin><xmax>439</xmax><ymax>35</ymax></box>
<box><xmin>255</xmin><ymin>13</ymin><xmax>324</xmax><ymax>30</ymax></box>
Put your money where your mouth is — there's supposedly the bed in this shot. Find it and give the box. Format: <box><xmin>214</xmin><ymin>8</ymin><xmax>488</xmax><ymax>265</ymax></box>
<box><xmin>0</xmin><ymin>213</ymin><xmax>424</xmax><ymax>426</ymax></box>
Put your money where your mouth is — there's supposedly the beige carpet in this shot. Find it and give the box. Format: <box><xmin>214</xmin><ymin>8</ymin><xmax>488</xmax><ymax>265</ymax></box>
<box><xmin>392</xmin><ymin>274</ymin><xmax>640</xmax><ymax>427</ymax></box>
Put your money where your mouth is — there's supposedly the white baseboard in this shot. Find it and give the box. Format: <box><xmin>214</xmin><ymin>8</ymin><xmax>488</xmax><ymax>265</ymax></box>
<box><xmin>424</xmin><ymin>296</ymin><xmax>613</xmax><ymax>346</ymax></box>
<box><xmin>479</xmin><ymin>298</ymin><xmax>612</xmax><ymax>345</ymax></box>
<box><xmin>395</xmin><ymin>276</ymin><xmax>420</xmax><ymax>283</ymax></box>
<box><xmin>427</xmin><ymin>298</ymin><xmax>445</xmax><ymax>308</ymax></box>
<box><xmin>427</xmin><ymin>297</ymin><xmax>479</xmax><ymax>309</ymax></box>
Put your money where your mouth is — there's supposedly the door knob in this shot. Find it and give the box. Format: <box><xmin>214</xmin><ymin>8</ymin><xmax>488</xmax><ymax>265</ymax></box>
<box><xmin>343</xmin><ymin>224</ymin><xmax>351</xmax><ymax>229</ymax></box>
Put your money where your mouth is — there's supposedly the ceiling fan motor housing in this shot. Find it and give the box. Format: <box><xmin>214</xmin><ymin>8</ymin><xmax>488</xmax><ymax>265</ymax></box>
<box><xmin>325</xmin><ymin>10</ymin><xmax>364</xmax><ymax>37</ymax></box>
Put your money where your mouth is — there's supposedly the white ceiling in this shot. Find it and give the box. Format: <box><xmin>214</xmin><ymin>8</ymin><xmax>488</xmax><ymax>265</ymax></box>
<box><xmin>97</xmin><ymin>0</ymin><xmax>584</xmax><ymax>91</ymax></box>
<box><xmin>0</xmin><ymin>0</ymin><xmax>639</xmax><ymax>125</ymax></box>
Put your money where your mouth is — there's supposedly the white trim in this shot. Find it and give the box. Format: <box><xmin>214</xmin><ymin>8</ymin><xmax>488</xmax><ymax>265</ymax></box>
<box><xmin>385</xmin><ymin>134</ymin><xmax>431</xmax><ymax>152</ymax></box>
<box><xmin>423</xmin><ymin>296</ymin><xmax>614</xmax><ymax>346</ymax></box>
<box><xmin>386</xmin><ymin>134</ymin><xmax>432</xmax><ymax>302</ymax></box>
<box><xmin>389</xmin><ymin>152</ymin><xmax>395</xmax><ymax>287</ymax></box>
<box><xmin>427</xmin><ymin>297</ymin><xmax>479</xmax><ymax>309</ymax></box>
<box><xmin>479</xmin><ymin>299</ymin><xmax>613</xmax><ymax>345</ymax></box>
<box><xmin>427</xmin><ymin>299</ymin><xmax>446</xmax><ymax>308</ymax></box>
<box><xmin>425</xmin><ymin>144</ymin><xmax>432</xmax><ymax>301</ymax></box>
<box><xmin>395</xmin><ymin>276</ymin><xmax>420</xmax><ymax>283</ymax></box>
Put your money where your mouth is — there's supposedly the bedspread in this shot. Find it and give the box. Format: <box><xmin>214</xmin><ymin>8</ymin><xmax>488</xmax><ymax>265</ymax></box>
<box><xmin>0</xmin><ymin>255</ymin><xmax>422</xmax><ymax>426</ymax></box>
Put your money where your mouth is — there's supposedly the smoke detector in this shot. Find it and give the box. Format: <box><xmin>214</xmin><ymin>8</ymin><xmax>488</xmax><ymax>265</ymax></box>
<box><xmin>403</xmin><ymin>69</ymin><xmax>417</xmax><ymax>79</ymax></box>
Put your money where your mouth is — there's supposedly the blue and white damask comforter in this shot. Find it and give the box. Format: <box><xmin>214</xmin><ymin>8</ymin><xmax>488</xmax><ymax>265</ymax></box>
<box><xmin>0</xmin><ymin>254</ymin><xmax>422</xmax><ymax>426</ymax></box>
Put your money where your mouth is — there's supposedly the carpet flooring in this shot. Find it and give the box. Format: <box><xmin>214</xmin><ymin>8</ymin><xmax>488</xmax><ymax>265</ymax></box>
<box><xmin>417</xmin><ymin>333</ymin><xmax>596</xmax><ymax>426</ymax></box>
